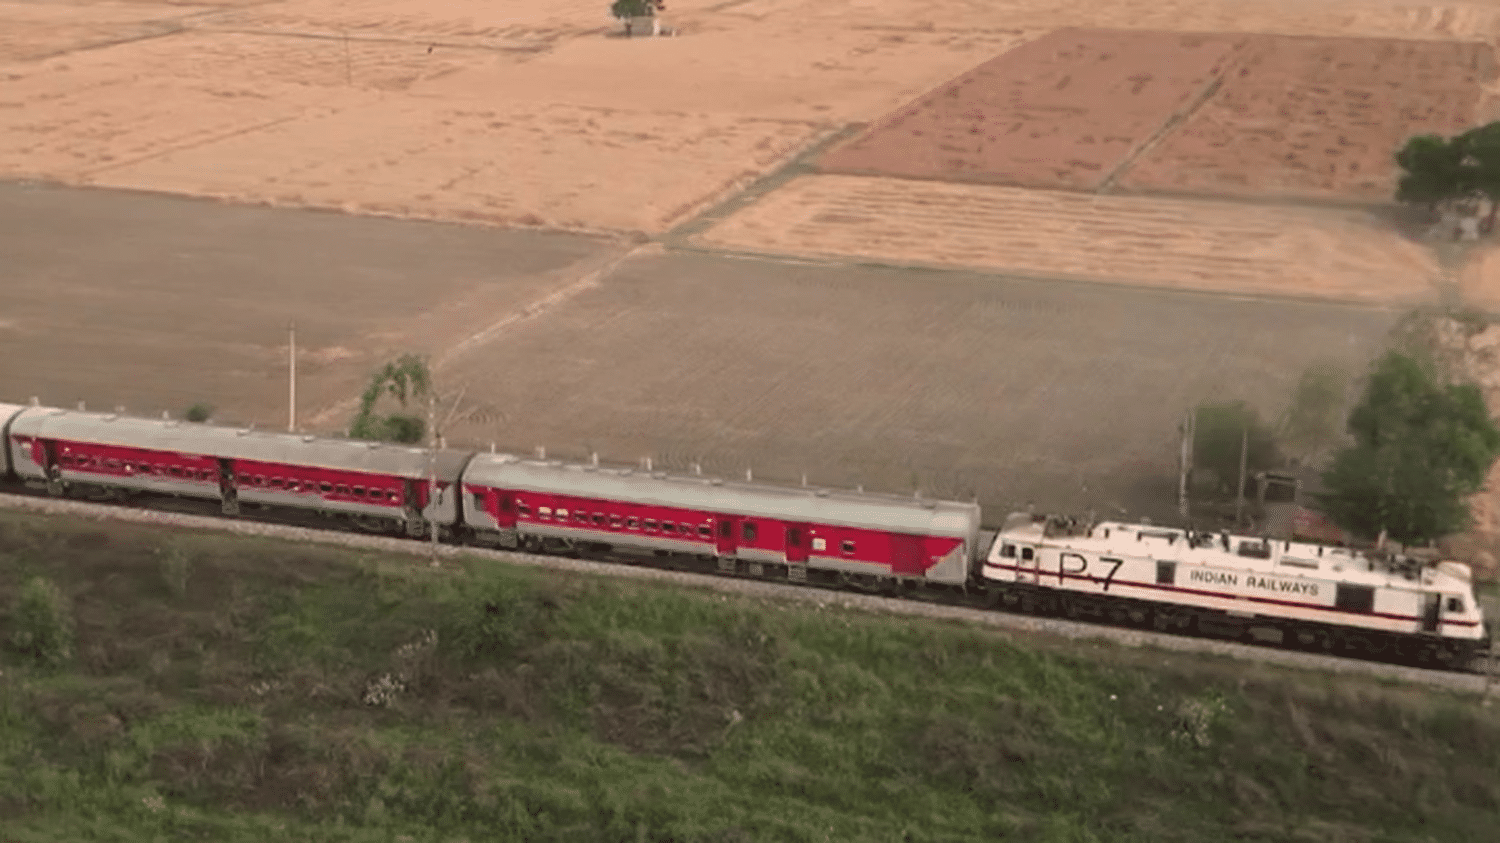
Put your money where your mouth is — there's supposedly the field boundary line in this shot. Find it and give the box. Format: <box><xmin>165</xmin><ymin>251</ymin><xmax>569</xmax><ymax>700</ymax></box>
<box><xmin>1095</xmin><ymin>42</ymin><xmax>1247</xmax><ymax>195</ymax></box>
<box><xmin>659</xmin><ymin>122</ymin><xmax>866</xmax><ymax>246</ymax></box>
<box><xmin>667</xmin><ymin>239</ymin><xmax>1417</xmax><ymax>311</ymax></box>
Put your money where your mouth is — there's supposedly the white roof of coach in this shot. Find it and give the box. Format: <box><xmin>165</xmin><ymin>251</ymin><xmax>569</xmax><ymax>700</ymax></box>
<box><xmin>8</xmin><ymin>405</ymin><xmax>471</xmax><ymax>480</ymax></box>
<box><xmin>0</xmin><ymin>403</ymin><xmax>28</xmax><ymax>429</ymax></box>
<box><xmin>463</xmin><ymin>453</ymin><xmax>982</xmax><ymax>538</ymax></box>
<box><xmin>999</xmin><ymin>513</ymin><xmax>1476</xmax><ymax>595</ymax></box>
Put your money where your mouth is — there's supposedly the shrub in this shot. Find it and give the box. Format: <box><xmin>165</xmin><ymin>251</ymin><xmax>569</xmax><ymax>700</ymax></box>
<box><xmin>183</xmin><ymin>403</ymin><xmax>213</xmax><ymax>423</ymax></box>
<box><xmin>9</xmin><ymin>576</ymin><xmax>75</xmax><ymax>668</ymax></box>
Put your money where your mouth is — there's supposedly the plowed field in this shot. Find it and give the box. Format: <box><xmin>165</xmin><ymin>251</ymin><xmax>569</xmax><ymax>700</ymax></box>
<box><xmin>695</xmin><ymin>174</ymin><xmax>1441</xmax><ymax>304</ymax></box>
<box><xmin>817</xmin><ymin>29</ymin><xmax>1247</xmax><ymax>191</ymax></box>
<box><xmin>1117</xmin><ymin>35</ymin><xmax>1499</xmax><ymax>202</ymax></box>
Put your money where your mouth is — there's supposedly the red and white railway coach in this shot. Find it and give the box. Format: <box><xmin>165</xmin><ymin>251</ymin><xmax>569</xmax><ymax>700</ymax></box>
<box><xmin>461</xmin><ymin>454</ymin><xmax>983</xmax><ymax>584</ymax></box>
<box><xmin>5</xmin><ymin>405</ymin><xmax>471</xmax><ymax>532</ymax></box>
<box><xmin>984</xmin><ymin>513</ymin><xmax>1489</xmax><ymax>657</ymax></box>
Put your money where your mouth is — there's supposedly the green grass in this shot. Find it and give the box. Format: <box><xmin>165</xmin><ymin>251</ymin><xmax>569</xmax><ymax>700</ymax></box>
<box><xmin>0</xmin><ymin>510</ymin><xmax>1497</xmax><ymax>842</ymax></box>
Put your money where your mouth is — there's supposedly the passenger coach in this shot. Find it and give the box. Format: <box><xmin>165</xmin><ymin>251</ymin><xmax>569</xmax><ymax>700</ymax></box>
<box><xmin>4</xmin><ymin>404</ymin><xmax>470</xmax><ymax>535</ymax></box>
<box><xmin>461</xmin><ymin>453</ymin><xmax>983</xmax><ymax>586</ymax></box>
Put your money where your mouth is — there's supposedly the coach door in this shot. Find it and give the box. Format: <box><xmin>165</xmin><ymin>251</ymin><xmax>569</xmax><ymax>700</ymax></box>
<box><xmin>494</xmin><ymin>492</ymin><xmax>517</xmax><ymax>529</ymax></box>
<box><xmin>785</xmin><ymin>523</ymin><xmax>810</xmax><ymax>563</ymax></box>
<box><xmin>716</xmin><ymin>517</ymin><xmax>738</xmax><ymax>556</ymax></box>
<box><xmin>1016</xmin><ymin>544</ymin><xmax>1039</xmax><ymax>585</ymax></box>
<box><xmin>1421</xmin><ymin>592</ymin><xmax>1441</xmax><ymax>634</ymax></box>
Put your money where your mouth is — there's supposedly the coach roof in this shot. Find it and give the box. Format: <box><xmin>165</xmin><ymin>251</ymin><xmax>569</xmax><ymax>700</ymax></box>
<box><xmin>9</xmin><ymin>406</ymin><xmax>470</xmax><ymax>479</ymax></box>
<box><xmin>463</xmin><ymin>453</ymin><xmax>982</xmax><ymax>537</ymax></box>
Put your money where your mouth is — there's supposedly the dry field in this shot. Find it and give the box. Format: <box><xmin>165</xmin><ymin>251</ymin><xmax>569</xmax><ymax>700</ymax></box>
<box><xmin>817</xmin><ymin>29</ymin><xmax>1247</xmax><ymax>191</ymax></box>
<box><xmin>694</xmin><ymin>174</ymin><xmax>1444</xmax><ymax>304</ymax></box>
<box><xmin>1117</xmin><ymin>35</ymin><xmax>1499</xmax><ymax>202</ymax></box>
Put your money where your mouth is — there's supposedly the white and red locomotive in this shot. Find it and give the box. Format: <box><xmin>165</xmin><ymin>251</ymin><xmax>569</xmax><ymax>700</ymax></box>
<box><xmin>1</xmin><ymin>401</ymin><xmax>1490</xmax><ymax>665</ymax></box>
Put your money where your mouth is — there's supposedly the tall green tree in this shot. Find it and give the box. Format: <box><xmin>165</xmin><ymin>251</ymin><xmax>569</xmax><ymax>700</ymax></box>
<box><xmin>1455</xmin><ymin>121</ymin><xmax>1500</xmax><ymax>231</ymax></box>
<box><xmin>349</xmin><ymin>354</ymin><xmax>431</xmax><ymax>444</ymax></box>
<box><xmin>1316</xmin><ymin>350</ymin><xmax>1500</xmax><ymax>544</ymax></box>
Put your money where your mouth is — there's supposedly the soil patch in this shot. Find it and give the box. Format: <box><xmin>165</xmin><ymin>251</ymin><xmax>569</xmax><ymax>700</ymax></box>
<box><xmin>1116</xmin><ymin>35</ymin><xmax>1498</xmax><ymax>202</ymax></box>
<box><xmin>816</xmin><ymin>28</ymin><xmax>1247</xmax><ymax>191</ymax></box>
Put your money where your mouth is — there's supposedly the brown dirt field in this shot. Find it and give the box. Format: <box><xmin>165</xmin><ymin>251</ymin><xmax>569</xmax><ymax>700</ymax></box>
<box><xmin>1116</xmin><ymin>35</ymin><xmax>1499</xmax><ymax>202</ymax></box>
<box><xmin>817</xmin><ymin>29</ymin><xmax>1247</xmax><ymax>191</ymax></box>
<box><xmin>694</xmin><ymin>174</ymin><xmax>1443</xmax><ymax>304</ymax></box>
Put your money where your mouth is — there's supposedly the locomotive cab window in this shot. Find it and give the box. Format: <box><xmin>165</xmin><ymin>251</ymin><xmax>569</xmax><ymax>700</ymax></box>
<box><xmin>472</xmin><ymin>492</ymin><xmax>485</xmax><ymax>508</ymax></box>
<box><xmin>1447</xmin><ymin>596</ymin><xmax>1465</xmax><ymax>613</ymax></box>
<box><xmin>1020</xmin><ymin>547</ymin><xmax>1034</xmax><ymax>561</ymax></box>
<box><xmin>1000</xmin><ymin>543</ymin><xmax>1016</xmax><ymax>559</ymax></box>
<box><xmin>742</xmin><ymin>522</ymin><xmax>757</xmax><ymax>542</ymax></box>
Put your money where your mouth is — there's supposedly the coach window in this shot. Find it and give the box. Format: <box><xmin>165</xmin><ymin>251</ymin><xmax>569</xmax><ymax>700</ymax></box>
<box><xmin>610</xmin><ymin>515</ymin><xmax>622</xmax><ymax>529</ymax></box>
<box><xmin>270</xmin><ymin>477</ymin><xmax>284</xmax><ymax>489</ymax></box>
<box><xmin>841</xmin><ymin>540</ymin><xmax>856</xmax><ymax>555</ymax></box>
<box><xmin>105</xmin><ymin>459</ymin><xmax>121</xmax><ymax>470</ymax></box>
<box><xmin>539</xmin><ymin>507</ymin><xmax>552</xmax><ymax>520</ymax></box>
<box><xmin>742</xmin><ymin>522</ymin><xmax>758</xmax><ymax>542</ymax></box>
<box><xmin>1020</xmin><ymin>547</ymin><xmax>1034</xmax><ymax>561</ymax></box>
<box><xmin>351</xmin><ymin>484</ymin><xmax>364</xmax><ymax>496</ymax></box>
<box><xmin>644</xmin><ymin>519</ymin><xmax>658</xmax><ymax>532</ymax></box>
<box><xmin>256</xmin><ymin>476</ymin><xmax>267</xmax><ymax>487</ymax></box>
<box><xmin>698</xmin><ymin>524</ymin><xmax>712</xmax><ymax>538</ymax></box>
<box><xmin>201</xmin><ymin>469</ymin><xmax>215</xmax><ymax>481</ymax></box>
<box><xmin>368</xmin><ymin>489</ymin><xmax>383</xmax><ymax>500</ymax></box>
<box><xmin>592</xmin><ymin>513</ymin><xmax>605</xmax><ymax>526</ymax></box>
<box><xmin>320</xmin><ymin>482</ymin><xmax>333</xmax><ymax>493</ymax></box>
<box><xmin>238</xmin><ymin>473</ymin><xmax>251</xmax><ymax>485</ymax></box>
<box><xmin>169</xmin><ymin>467</ymin><xmax>184</xmax><ymax>478</ymax></box>
<box><xmin>663</xmin><ymin>521</ymin><xmax>675</xmax><ymax>533</ymax></box>
<box><xmin>556</xmin><ymin>508</ymin><xmax>569</xmax><ymax>520</ymax></box>
<box><xmin>627</xmin><ymin>517</ymin><xmax>640</xmax><ymax>530</ymax></box>
<box><xmin>517</xmin><ymin>503</ymin><xmax>531</xmax><ymax>517</ymax></box>
<box><xmin>575</xmin><ymin>512</ymin><xmax>588</xmax><ymax>524</ymax></box>
<box><xmin>1447</xmin><ymin>596</ymin><xmax>1465</xmax><ymax>613</ymax></box>
<box><xmin>1156</xmin><ymin>561</ymin><xmax>1176</xmax><ymax>585</ymax></box>
<box><xmin>336</xmin><ymin>484</ymin><xmax>350</xmax><ymax>496</ymax></box>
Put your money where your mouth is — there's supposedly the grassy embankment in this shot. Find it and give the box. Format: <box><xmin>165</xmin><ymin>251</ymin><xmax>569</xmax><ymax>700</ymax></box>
<box><xmin>0</xmin><ymin>509</ymin><xmax>1497</xmax><ymax>842</ymax></box>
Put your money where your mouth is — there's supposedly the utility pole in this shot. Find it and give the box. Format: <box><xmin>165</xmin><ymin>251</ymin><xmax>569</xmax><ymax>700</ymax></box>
<box><xmin>428</xmin><ymin>389</ymin><xmax>440</xmax><ymax>566</ymax></box>
<box><xmin>1178</xmin><ymin>407</ymin><xmax>1195</xmax><ymax>520</ymax></box>
<box><xmin>287</xmin><ymin>321</ymin><xmax>297</xmax><ymax>432</ymax></box>
<box><xmin>1234</xmin><ymin>423</ymin><xmax>1249</xmax><ymax>528</ymax></box>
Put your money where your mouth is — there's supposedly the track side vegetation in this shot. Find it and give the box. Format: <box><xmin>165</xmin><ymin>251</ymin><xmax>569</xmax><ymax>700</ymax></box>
<box><xmin>0</xmin><ymin>510</ymin><xmax>1497</xmax><ymax>842</ymax></box>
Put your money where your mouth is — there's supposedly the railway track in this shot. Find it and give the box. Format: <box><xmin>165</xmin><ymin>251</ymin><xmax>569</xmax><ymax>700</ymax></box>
<box><xmin>1</xmin><ymin>489</ymin><xmax>1495</xmax><ymax>697</ymax></box>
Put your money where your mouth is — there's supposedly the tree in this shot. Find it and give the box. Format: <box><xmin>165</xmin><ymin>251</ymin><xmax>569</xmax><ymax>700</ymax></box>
<box><xmin>1192</xmin><ymin>401</ymin><xmax>1280</xmax><ymax>498</ymax></box>
<box><xmin>611</xmin><ymin>0</ymin><xmax>663</xmax><ymax>19</ymax></box>
<box><xmin>1394</xmin><ymin>133</ymin><xmax>1467</xmax><ymax>212</ymax></box>
<box><xmin>1455</xmin><ymin>121</ymin><xmax>1500</xmax><ymax>231</ymax></box>
<box><xmin>1277</xmin><ymin>363</ymin><xmax>1348</xmax><ymax>462</ymax></box>
<box><xmin>349</xmin><ymin>354</ymin><xmax>431</xmax><ymax>444</ymax></box>
<box><xmin>1316</xmin><ymin>350</ymin><xmax>1500</xmax><ymax>545</ymax></box>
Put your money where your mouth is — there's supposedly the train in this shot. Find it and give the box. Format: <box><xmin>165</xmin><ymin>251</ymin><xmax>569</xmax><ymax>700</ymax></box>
<box><xmin>1</xmin><ymin>400</ymin><xmax>1490</xmax><ymax>668</ymax></box>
